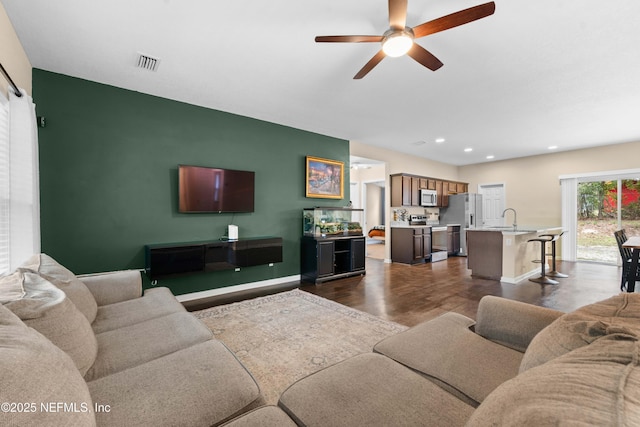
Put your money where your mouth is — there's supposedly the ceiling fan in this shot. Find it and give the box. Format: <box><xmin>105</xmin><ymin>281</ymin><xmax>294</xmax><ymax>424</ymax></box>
<box><xmin>315</xmin><ymin>0</ymin><xmax>496</xmax><ymax>79</ymax></box>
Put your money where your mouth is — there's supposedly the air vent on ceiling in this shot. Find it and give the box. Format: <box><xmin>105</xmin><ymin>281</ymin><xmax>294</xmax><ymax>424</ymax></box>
<box><xmin>136</xmin><ymin>53</ymin><xmax>160</xmax><ymax>72</ymax></box>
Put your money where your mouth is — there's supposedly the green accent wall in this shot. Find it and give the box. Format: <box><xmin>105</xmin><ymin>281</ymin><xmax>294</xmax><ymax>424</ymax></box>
<box><xmin>33</xmin><ymin>69</ymin><xmax>349</xmax><ymax>296</ymax></box>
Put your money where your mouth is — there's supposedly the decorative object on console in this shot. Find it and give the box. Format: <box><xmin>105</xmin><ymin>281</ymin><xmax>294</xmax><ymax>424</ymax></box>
<box><xmin>228</xmin><ymin>224</ymin><xmax>239</xmax><ymax>241</ymax></box>
<box><xmin>303</xmin><ymin>207</ymin><xmax>363</xmax><ymax>237</ymax></box>
<box><xmin>305</xmin><ymin>156</ymin><xmax>344</xmax><ymax>199</ymax></box>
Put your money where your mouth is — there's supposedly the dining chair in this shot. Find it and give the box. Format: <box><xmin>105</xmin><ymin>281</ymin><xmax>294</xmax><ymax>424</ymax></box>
<box><xmin>614</xmin><ymin>229</ymin><xmax>634</xmax><ymax>291</ymax></box>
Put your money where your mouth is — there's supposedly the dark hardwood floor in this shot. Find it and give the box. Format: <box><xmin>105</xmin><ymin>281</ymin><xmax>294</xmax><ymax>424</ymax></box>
<box><xmin>299</xmin><ymin>256</ymin><xmax>624</xmax><ymax>327</ymax></box>
<box><xmin>186</xmin><ymin>255</ymin><xmax>625</xmax><ymax>328</ymax></box>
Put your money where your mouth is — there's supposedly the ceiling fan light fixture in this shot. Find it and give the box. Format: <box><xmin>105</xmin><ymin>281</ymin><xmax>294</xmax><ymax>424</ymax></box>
<box><xmin>382</xmin><ymin>29</ymin><xmax>414</xmax><ymax>57</ymax></box>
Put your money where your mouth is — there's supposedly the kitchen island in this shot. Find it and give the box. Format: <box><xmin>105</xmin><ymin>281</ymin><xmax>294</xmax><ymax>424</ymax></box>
<box><xmin>466</xmin><ymin>226</ymin><xmax>563</xmax><ymax>283</ymax></box>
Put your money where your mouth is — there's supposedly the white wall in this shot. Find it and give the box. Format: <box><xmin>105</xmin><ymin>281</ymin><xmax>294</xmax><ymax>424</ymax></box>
<box><xmin>459</xmin><ymin>140</ymin><xmax>640</xmax><ymax>227</ymax></box>
<box><xmin>0</xmin><ymin>3</ymin><xmax>32</xmax><ymax>97</ymax></box>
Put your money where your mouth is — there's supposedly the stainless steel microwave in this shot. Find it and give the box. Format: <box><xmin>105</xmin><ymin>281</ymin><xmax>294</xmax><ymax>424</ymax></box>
<box><xmin>420</xmin><ymin>189</ymin><xmax>438</xmax><ymax>206</ymax></box>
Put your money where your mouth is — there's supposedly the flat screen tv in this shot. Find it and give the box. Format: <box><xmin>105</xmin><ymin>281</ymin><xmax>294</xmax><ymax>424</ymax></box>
<box><xmin>178</xmin><ymin>165</ymin><xmax>255</xmax><ymax>213</ymax></box>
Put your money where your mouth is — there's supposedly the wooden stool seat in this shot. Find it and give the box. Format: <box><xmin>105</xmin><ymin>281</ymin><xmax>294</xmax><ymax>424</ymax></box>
<box><xmin>528</xmin><ymin>236</ymin><xmax>558</xmax><ymax>285</ymax></box>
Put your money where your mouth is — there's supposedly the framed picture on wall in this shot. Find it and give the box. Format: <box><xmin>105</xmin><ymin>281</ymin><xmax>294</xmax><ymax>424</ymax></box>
<box><xmin>305</xmin><ymin>156</ymin><xmax>344</xmax><ymax>199</ymax></box>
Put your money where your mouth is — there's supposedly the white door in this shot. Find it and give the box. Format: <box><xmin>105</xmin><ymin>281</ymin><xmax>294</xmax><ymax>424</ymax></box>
<box><xmin>350</xmin><ymin>182</ymin><xmax>360</xmax><ymax>209</ymax></box>
<box><xmin>479</xmin><ymin>183</ymin><xmax>505</xmax><ymax>226</ymax></box>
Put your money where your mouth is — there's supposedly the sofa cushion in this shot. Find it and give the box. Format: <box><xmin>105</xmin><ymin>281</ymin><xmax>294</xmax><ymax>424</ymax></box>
<box><xmin>21</xmin><ymin>253</ymin><xmax>98</xmax><ymax>323</ymax></box>
<box><xmin>221</xmin><ymin>406</ymin><xmax>297</xmax><ymax>427</ymax></box>
<box><xmin>0</xmin><ymin>269</ymin><xmax>26</xmax><ymax>303</ymax></box>
<box><xmin>3</xmin><ymin>270</ymin><xmax>98</xmax><ymax>376</ymax></box>
<box><xmin>0</xmin><ymin>304</ymin><xmax>96</xmax><ymax>427</ymax></box>
<box><xmin>91</xmin><ymin>287</ymin><xmax>186</xmax><ymax>334</ymax></box>
<box><xmin>520</xmin><ymin>293</ymin><xmax>640</xmax><ymax>373</ymax></box>
<box><xmin>374</xmin><ymin>312</ymin><xmax>523</xmax><ymax>406</ymax></box>
<box><xmin>78</xmin><ymin>270</ymin><xmax>143</xmax><ymax>306</ymax></box>
<box><xmin>468</xmin><ymin>334</ymin><xmax>640</xmax><ymax>426</ymax></box>
<box><xmin>88</xmin><ymin>340</ymin><xmax>263</xmax><ymax>427</ymax></box>
<box><xmin>279</xmin><ymin>353</ymin><xmax>475</xmax><ymax>426</ymax></box>
<box><xmin>84</xmin><ymin>312</ymin><xmax>213</xmax><ymax>381</ymax></box>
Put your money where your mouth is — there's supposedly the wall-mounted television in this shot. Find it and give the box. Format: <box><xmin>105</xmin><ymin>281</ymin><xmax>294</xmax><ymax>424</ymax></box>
<box><xmin>178</xmin><ymin>165</ymin><xmax>255</xmax><ymax>213</ymax></box>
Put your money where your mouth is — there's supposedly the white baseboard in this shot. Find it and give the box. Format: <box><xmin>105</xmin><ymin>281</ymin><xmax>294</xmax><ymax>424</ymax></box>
<box><xmin>175</xmin><ymin>274</ymin><xmax>301</xmax><ymax>303</ymax></box>
<box><xmin>501</xmin><ymin>264</ymin><xmax>548</xmax><ymax>284</ymax></box>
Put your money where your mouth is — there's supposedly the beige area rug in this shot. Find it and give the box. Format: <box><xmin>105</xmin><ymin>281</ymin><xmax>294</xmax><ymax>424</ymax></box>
<box><xmin>192</xmin><ymin>289</ymin><xmax>408</xmax><ymax>404</ymax></box>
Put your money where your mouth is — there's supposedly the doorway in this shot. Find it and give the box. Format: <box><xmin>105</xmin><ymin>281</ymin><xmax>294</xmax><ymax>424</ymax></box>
<box><xmin>350</xmin><ymin>156</ymin><xmax>386</xmax><ymax>260</ymax></box>
<box><xmin>478</xmin><ymin>183</ymin><xmax>505</xmax><ymax>227</ymax></box>
<box><xmin>364</xmin><ymin>181</ymin><xmax>385</xmax><ymax>260</ymax></box>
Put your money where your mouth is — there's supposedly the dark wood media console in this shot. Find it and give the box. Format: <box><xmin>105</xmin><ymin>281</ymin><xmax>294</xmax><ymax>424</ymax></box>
<box><xmin>145</xmin><ymin>237</ymin><xmax>283</xmax><ymax>279</ymax></box>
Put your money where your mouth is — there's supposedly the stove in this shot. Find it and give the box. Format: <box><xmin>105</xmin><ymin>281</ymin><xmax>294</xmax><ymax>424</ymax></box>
<box><xmin>409</xmin><ymin>214</ymin><xmax>427</xmax><ymax>226</ymax></box>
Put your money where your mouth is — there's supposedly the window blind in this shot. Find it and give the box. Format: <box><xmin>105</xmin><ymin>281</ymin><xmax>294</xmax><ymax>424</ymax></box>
<box><xmin>0</xmin><ymin>94</ymin><xmax>10</xmax><ymax>274</ymax></box>
<box><xmin>0</xmin><ymin>89</ymin><xmax>40</xmax><ymax>274</ymax></box>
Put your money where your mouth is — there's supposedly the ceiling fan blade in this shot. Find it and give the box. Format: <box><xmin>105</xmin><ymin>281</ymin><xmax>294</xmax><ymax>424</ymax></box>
<box><xmin>388</xmin><ymin>0</ymin><xmax>408</xmax><ymax>29</ymax></box>
<box><xmin>354</xmin><ymin>50</ymin><xmax>386</xmax><ymax>79</ymax></box>
<box><xmin>315</xmin><ymin>35</ymin><xmax>383</xmax><ymax>43</ymax></box>
<box><xmin>412</xmin><ymin>2</ymin><xmax>496</xmax><ymax>39</ymax></box>
<box><xmin>407</xmin><ymin>44</ymin><xmax>444</xmax><ymax>71</ymax></box>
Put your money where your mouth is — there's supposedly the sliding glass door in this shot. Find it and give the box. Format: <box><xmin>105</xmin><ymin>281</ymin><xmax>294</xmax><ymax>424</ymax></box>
<box><xmin>576</xmin><ymin>176</ymin><xmax>640</xmax><ymax>264</ymax></box>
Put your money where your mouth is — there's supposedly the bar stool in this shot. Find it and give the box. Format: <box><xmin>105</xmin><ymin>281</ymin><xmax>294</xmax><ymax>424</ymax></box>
<box><xmin>539</xmin><ymin>231</ymin><xmax>568</xmax><ymax>278</ymax></box>
<box><xmin>528</xmin><ymin>236</ymin><xmax>558</xmax><ymax>285</ymax></box>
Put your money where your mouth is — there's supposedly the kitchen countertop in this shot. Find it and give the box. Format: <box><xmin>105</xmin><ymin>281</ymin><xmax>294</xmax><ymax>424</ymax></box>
<box><xmin>467</xmin><ymin>225</ymin><xmax>563</xmax><ymax>236</ymax></box>
<box><xmin>390</xmin><ymin>222</ymin><xmax>461</xmax><ymax>229</ymax></box>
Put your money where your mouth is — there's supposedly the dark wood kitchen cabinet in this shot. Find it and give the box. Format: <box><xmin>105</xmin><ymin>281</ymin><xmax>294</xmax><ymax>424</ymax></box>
<box><xmin>410</xmin><ymin>177</ymin><xmax>421</xmax><ymax>206</ymax></box>
<box><xmin>447</xmin><ymin>225</ymin><xmax>461</xmax><ymax>255</ymax></box>
<box><xmin>392</xmin><ymin>174</ymin><xmax>469</xmax><ymax>208</ymax></box>
<box><xmin>391</xmin><ymin>174</ymin><xmax>412</xmax><ymax>207</ymax></box>
<box><xmin>301</xmin><ymin>236</ymin><xmax>366</xmax><ymax>284</ymax></box>
<box><xmin>391</xmin><ymin>227</ymin><xmax>432</xmax><ymax>264</ymax></box>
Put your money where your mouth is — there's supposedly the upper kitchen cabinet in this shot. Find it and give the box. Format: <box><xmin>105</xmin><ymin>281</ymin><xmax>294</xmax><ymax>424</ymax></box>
<box><xmin>391</xmin><ymin>174</ymin><xmax>468</xmax><ymax>208</ymax></box>
<box><xmin>391</xmin><ymin>174</ymin><xmax>424</xmax><ymax>207</ymax></box>
<box><xmin>391</xmin><ymin>175</ymin><xmax>412</xmax><ymax>206</ymax></box>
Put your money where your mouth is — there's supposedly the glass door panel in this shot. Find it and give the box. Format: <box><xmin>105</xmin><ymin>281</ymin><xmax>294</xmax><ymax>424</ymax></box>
<box><xmin>620</xmin><ymin>178</ymin><xmax>640</xmax><ymax>240</ymax></box>
<box><xmin>577</xmin><ymin>176</ymin><xmax>640</xmax><ymax>264</ymax></box>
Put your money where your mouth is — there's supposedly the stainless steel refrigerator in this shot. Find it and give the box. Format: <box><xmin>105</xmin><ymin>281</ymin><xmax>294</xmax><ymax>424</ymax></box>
<box><xmin>439</xmin><ymin>193</ymin><xmax>483</xmax><ymax>256</ymax></box>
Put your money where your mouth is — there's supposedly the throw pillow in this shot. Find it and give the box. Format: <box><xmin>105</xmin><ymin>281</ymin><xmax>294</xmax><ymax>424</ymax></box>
<box><xmin>519</xmin><ymin>293</ymin><xmax>640</xmax><ymax>373</ymax></box>
<box><xmin>0</xmin><ymin>304</ymin><xmax>96</xmax><ymax>426</ymax></box>
<box><xmin>0</xmin><ymin>271</ymin><xmax>26</xmax><ymax>303</ymax></box>
<box><xmin>20</xmin><ymin>253</ymin><xmax>98</xmax><ymax>323</ymax></box>
<box><xmin>468</xmin><ymin>334</ymin><xmax>640</xmax><ymax>426</ymax></box>
<box><xmin>3</xmin><ymin>270</ymin><xmax>98</xmax><ymax>376</ymax></box>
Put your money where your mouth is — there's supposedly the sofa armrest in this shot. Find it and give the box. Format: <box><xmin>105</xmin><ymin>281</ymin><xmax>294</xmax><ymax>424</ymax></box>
<box><xmin>77</xmin><ymin>270</ymin><xmax>142</xmax><ymax>306</ymax></box>
<box><xmin>474</xmin><ymin>296</ymin><xmax>563</xmax><ymax>352</ymax></box>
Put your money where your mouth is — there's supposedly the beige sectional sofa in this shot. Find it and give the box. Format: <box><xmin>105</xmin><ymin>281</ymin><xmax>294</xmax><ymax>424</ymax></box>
<box><xmin>224</xmin><ymin>293</ymin><xmax>640</xmax><ymax>426</ymax></box>
<box><xmin>0</xmin><ymin>254</ymin><xmax>263</xmax><ymax>426</ymax></box>
<box><xmin>3</xmin><ymin>253</ymin><xmax>640</xmax><ymax>426</ymax></box>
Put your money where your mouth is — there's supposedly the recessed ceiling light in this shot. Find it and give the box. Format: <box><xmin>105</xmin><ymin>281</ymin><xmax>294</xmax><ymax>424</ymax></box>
<box><xmin>410</xmin><ymin>141</ymin><xmax>426</xmax><ymax>146</ymax></box>
<box><xmin>435</xmin><ymin>138</ymin><xmax>445</xmax><ymax>143</ymax></box>
<box><xmin>486</xmin><ymin>155</ymin><xmax>495</xmax><ymax>159</ymax></box>
<box><xmin>548</xmin><ymin>145</ymin><xmax>558</xmax><ymax>150</ymax></box>
<box><xmin>464</xmin><ymin>148</ymin><xmax>473</xmax><ymax>152</ymax></box>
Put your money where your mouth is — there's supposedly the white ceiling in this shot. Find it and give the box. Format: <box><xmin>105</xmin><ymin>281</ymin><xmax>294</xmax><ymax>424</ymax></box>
<box><xmin>4</xmin><ymin>0</ymin><xmax>640</xmax><ymax>166</ymax></box>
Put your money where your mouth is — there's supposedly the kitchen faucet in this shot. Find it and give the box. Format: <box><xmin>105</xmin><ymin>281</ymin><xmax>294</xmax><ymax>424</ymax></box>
<box><xmin>502</xmin><ymin>208</ymin><xmax>517</xmax><ymax>230</ymax></box>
